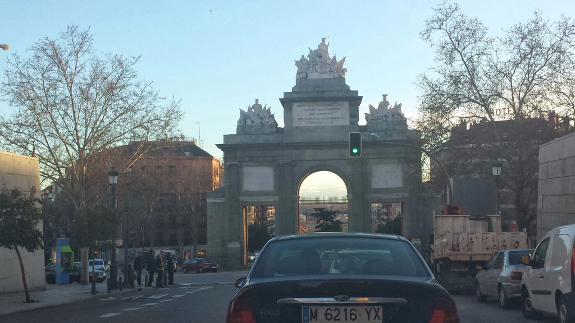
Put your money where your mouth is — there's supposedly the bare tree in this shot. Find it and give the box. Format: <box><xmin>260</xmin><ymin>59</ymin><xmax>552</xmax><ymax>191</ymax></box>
<box><xmin>0</xmin><ymin>26</ymin><xmax>183</xmax><ymax>283</ymax></box>
<box><xmin>417</xmin><ymin>2</ymin><xmax>575</xmax><ymax>231</ymax></box>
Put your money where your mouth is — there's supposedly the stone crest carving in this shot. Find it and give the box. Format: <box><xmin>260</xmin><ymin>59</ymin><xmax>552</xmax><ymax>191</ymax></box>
<box><xmin>295</xmin><ymin>38</ymin><xmax>346</xmax><ymax>80</ymax></box>
<box><xmin>365</xmin><ymin>94</ymin><xmax>405</xmax><ymax>122</ymax></box>
<box><xmin>237</xmin><ymin>99</ymin><xmax>277</xmax><ymax>126</ymax></box>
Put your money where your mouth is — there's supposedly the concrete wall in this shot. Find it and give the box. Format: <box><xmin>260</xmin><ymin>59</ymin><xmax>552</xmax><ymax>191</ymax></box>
<box><xmin>538</xmin><ymin>132</ymin><xmax>575</xmax><ymax>241</ymax></box>
<box><xmin>0</xmin><ymin>151</ymin><xmax>44</xmax><ymax>293</ymax></box>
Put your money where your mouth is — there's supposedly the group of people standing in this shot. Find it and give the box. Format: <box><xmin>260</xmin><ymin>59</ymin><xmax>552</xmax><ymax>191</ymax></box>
<box><xmin>133</xmin><ymin>249</ymin><xmax>174</xmax><ymax>288</ymax></box>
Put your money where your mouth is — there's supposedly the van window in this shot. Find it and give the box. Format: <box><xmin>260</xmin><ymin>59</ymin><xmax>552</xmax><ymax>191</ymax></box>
<box><xmin>550</xmin><ymin>234</ymin><xmax>571</xmax><ymax>267</ymax></box>
<box><xmin>533</xmin><ymin>238</ymin><xmax>550</xmax><ymax>269</ymax></box>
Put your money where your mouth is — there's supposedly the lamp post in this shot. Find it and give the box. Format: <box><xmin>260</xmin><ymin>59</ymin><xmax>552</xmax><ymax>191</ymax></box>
<box><xmin>108</xmin><ymin>167</ymin><xmax>119</xmax><ymax>289</ymax></box>
<box><xmin>491</xmin><ymin>160</ymin><xmax>503</xmax><ymax>215</ymax></box>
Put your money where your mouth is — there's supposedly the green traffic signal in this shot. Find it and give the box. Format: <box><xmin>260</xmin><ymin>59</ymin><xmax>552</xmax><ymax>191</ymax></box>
<box><xmin>349</xmin><ymin>132</ymin><xmax>362</xmax><ymax>157</ymax></box>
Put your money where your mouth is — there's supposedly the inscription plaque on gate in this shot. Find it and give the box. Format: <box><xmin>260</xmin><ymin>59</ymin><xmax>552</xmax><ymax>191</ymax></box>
<box><xmin>293</xmin><ymin>101</ymin><xmax>350</xmax><ymax>126</ymax></box>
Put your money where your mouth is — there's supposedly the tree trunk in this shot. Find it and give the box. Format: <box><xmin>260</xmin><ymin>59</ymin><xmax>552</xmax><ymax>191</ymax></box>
<box><xmin>15</xmin><ymin>246</ymin><xmax>31</xmax><ymax>303</ymax></box>
<box><xmin>80</xmin><ymin>247</ymin><xmax>90</xmax><ymax>285</ymax></box>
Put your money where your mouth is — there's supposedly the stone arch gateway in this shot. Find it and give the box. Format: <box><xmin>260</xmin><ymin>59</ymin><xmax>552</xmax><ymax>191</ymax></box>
<box><xmin>206</xmin><ymin>40</ymin><xmax>426</xmax><ymax>266</ymax></box>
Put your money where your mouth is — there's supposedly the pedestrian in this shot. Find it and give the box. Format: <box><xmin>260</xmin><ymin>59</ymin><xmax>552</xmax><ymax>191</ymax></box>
<box><xmin>166</xmin><ymin>252</ymin><xmax>174</xmax><ymax>285</ymax></box>
<box><xmin>145</xmin><ymin>249</ymin><xmax>155</xmax><ymax>287</ymax></box>
<box><xmin>134</xmin><ymin>251</ymin><xmax>145</xmax><ymax>286</ymax></box>
<box><xmin>155</xmin><ymin>251</ymin><xmax>165</xmax><ymax>288</ymax></box>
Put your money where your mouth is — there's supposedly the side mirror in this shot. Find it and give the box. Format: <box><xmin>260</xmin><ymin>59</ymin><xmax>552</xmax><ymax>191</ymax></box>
<box><xmin>521</xmin><ymin>254</ymin><xmax>531</xmax><ymax>266</ymax></box>
<box><xmin>235</xmin><ymin>277</ymin><xmax>247</xmax><ymax>288</ymax></box>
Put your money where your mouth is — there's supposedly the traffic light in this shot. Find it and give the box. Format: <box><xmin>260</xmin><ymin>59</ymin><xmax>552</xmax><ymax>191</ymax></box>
<box><xmin>93</xmin><ymin>250</ymin><xmax>98</xmax><ymax>260</ymax></box>
<box><xmin>349</xmin><ymin>132</ymin><xmax>362</xmax><ymax>157</ymax></box>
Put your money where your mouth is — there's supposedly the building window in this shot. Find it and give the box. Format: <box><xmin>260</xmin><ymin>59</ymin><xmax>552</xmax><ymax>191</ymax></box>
<box><xmin>169</xmin><ymin>182</ymin><xmax>175</xmax><ymax>190</ymax></box>
<box><xmin>169</xmin><ymin>165</ymin><xmax>175</xmax><ymax>175</ymax></box>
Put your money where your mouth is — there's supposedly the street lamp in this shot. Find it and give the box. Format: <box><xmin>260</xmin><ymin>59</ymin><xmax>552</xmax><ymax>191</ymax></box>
<box><xmin>491</xmin><ymin>160</ymin><xmax>503</xmax><ymax>215</ymax></box>
<box><xmin>108</xmin><ymin>167</ymin><xmax>119</xmax><ymax>289</ymax></box>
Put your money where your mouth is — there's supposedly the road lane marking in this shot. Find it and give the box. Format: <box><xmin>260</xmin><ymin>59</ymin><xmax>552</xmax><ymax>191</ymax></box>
<box><xmin>100</xmin><ymin>313</ymin><xmax>121</xmax><ymax>317</ymax></box>
<box><xmin>142</xmin><ymin>303</ymin><xmax>157</xmax><ymax>306</ymax></box>
<box><xmin>160</xmin><ymin>299</ymin><xmax>173</xmax><ymax>302</ymax></box>
<box><xmin>148</xmin><ymin>294</ymin><xmax>169</xmax><ymax>299</ymax></box>
<box><xmin>123</xmin><ymin>308</ymin><xmax>140</xmax><ymax>311</ymax></box>
<box><xmin>172</xmin><ymin>295</ymin><xmax>184</xmax><ymax>297</ymax></box>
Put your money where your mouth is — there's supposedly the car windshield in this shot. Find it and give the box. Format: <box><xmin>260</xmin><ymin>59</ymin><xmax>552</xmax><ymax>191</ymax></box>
<box><xmin>251</xmin><ymin>236</ymin><xmax>429</xmax><ymax>278</ymax></box>
<box><xmin>508</xmin><ymin>250</ymin><xmax>533</xmax><ymax>265</ymax></box>
<box><xmin>197</xmin><ymin>258</ymin><xmax>208</xmax><ymax>263</ymax></box>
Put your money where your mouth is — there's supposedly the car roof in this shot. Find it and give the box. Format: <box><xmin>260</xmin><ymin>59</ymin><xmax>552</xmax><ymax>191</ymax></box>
<box><xmin>540</xmin><ymin>224</ymin><xmax>575</xmax><ymax>241</ymax></box>
<box><xmin>269</xmin><ymin>232</ymin><xmax>405</xmax><ymax>243</ymax></box>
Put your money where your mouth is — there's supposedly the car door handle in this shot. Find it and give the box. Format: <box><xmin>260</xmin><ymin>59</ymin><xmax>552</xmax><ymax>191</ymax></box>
<box><xmin>539</xmin><ymin>276</ymin><xmax>544</xmax><ymax>279</ymax></box>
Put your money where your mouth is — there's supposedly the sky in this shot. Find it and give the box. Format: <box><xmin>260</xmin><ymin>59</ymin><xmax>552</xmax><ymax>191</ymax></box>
<box><xmin>1</xmin><ymin>0</ymin><xmax>573</xmax><ymax>197</ymax></box>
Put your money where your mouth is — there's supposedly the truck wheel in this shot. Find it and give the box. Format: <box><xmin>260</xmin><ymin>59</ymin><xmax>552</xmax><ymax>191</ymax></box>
<box><xmin>558</xmin><ymin>295</ymin><xmax>575</xmax><ymax>323</ymax></box>
<box><xmin>498</xmin><ymin>285</ymin><xmax>510</xmax><ymax>309</ymax></box>
<box><xmin>521</xmin><ymin>288</ymin><xmax>542</xmax><ymax>319</ymax></box>
<box><xmin>476</xmin><ymin>281</ymin><xmax>487</xmax><ymax>302</ymax></box>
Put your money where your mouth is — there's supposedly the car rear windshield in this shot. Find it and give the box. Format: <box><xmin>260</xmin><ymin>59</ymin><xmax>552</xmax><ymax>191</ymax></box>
<box><xmin>251</xmin><ymin>236</ymin><xmax>430</xmax><ymax>278</ymax></box>
<box><xmin>508</xmin><ymin>250</ymin><xmax>533</xmax><ymax>265</ymax></box>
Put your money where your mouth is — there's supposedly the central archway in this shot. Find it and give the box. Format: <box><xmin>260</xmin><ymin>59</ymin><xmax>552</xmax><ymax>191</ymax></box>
<box><xmin>299</xmin><ymin>171</ymin><xmax>348</xmax><ymax>233</ymax></box>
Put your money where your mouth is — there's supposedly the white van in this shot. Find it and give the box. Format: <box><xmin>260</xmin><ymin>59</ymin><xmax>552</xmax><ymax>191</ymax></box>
<box><xmin>521</xmin><ymin>224</ymin><xmax>575</xmax><ymax>322</ymax></box>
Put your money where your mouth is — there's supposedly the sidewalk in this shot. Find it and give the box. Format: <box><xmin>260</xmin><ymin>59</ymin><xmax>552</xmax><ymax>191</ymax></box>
<box><xmin>0</xmin><ymin>281</ymin><xmax>141</xmax><ymax>316</ymax></box>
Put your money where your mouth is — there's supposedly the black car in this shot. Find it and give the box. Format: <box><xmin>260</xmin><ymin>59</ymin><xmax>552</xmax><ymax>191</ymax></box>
<box><xmin>226</xmin><ymin>233</ymin><xmax>459</xmax><ymax>323</ymax></box>
<box><xmin>45</xmin><ymin>263</ymin><xmax>57</xmax><ymax>284</ymax></box>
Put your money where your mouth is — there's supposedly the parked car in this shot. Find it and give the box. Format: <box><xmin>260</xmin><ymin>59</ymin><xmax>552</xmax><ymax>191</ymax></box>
<box><xmin>248</xmin><ymin>252</ymin><xmax>259</xmax><ymax>263</ymax></box>
<box><xmin>182</xmin><ymin>258</ymin><xmax>219</xmax><ymax>273</ymax></box>
<box><xmin>67</xmin><ymin>262</ymin><xmax>82</xmax><ymax>283</ymax></box>
<box><xmin>79</xmin><ymin>262</ymin><xmax>108</xmax><ymax>283</ymax></box>
<box><xmin>88</xmin><ymin>259</ymin><xmax>110</xmax><ymax>272</ymax></box>
<box><xmin>521</xmin><ymin>224</ymin><xmax>575</xmax><ymax>322</ymax></box>
<box><xmin>45</xmin><ymin>262</ymin><xmax>102</xmax><ymax>284</ymax></box>
<box><xmin>45</xmin><ymin>263</ymin><xmax>56</xmax><ymax>284</ymax></box>
<box><xmin>226</xmin><ymin>233</ymin><xmax>459</xmax><ymax>323</ymax></box>
<box><xmin>475</xmin><ymin>249</ymin><xmax>534</xmax><ymax>308</ymax></box>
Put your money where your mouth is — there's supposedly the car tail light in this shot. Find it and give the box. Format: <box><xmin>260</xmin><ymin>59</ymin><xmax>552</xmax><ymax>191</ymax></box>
<box><xmin>571</xmin><ymin>249</ymin><xmax>575</xmax><ymax>275</ymax></box>
<box><xmin>429</xmin><ymin>296</ymin><xmax>459</xmax><ymax>323</ymax></box>
<box><xmin>510</xmin><ymin>271</ymin><xmax>523</xmax><ymax>281</ymax></box>
<box><xmin>226</xmin><ymin>296</ymin><xmax>256</xmax><ymax>323</ymax></box>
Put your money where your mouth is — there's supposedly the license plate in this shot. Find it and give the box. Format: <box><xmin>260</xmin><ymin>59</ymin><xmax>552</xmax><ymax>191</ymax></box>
<box><xmin>302</xmin><ymin>306</ymin><xmax>383</xmax><ymax>323</ymax></box>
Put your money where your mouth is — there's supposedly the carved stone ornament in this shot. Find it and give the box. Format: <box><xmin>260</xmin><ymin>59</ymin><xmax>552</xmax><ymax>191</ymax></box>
<box><xmin>365</xmin><ymin>94</ymin><xmax>405</xmax><ymax>122</ymax></box>
<box><xmin>237</xmin><ymin>99</ymin><xmax>278</xmax><ymax>126</ymax></box>
<box><xmin>295</xmin><ymin>38</ymin><xmax>346</xmax><ymax>80</ymax></box>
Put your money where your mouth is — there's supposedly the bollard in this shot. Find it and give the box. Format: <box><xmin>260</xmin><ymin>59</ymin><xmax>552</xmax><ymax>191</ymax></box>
<box><xmin>128</xmin><ymin>264</ymin><xmax>134</xmax><ymax>288</ymax></box>
<box><xmin>91</xmin><ymin>275</ymin><xmax>97</xmax><ymax>295</ymax></box>
<box><xmin>119</xmin><ymin>277</ymin><xmax>123</xmax><ymax>291</ymax></box>
<box><xmin>107</xmin><ymin>278</ymin><xmax>111</xmax><ymax>293</ymax></box>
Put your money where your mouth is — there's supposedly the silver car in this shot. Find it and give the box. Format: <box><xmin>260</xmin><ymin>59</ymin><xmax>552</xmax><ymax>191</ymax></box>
<box><xmin>475</xmin><ymin>249</ymin><xmax>534</xmax><ymax>308</ymax></box>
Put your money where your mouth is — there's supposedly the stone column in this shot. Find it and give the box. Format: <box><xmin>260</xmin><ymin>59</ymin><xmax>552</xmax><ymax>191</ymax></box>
<box><xmin>224</xmin><ymin>162</ymin><xmax>242</xmax><ymax>266</ymax></box>
<box><xmin>275</xmin><ymin>161</ymin><xmax>297</xmax><ymax>236</ymax></box>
